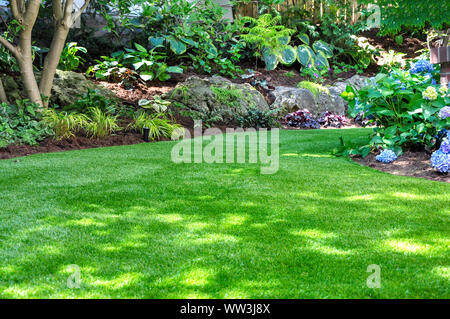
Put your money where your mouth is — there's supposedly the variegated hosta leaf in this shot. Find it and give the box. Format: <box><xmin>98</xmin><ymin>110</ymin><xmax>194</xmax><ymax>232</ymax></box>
<box><xmin>298</xmin><ymin>33</ymin><xmax>310</xmax><ymax>45</ymax></box>
<box><xmin>149</xmin><ymin>37</ymin><xmax>165</xmax><ymax>48</ymax></box>
<box><xmin>312</xmin><ymin>40</ymin><xmax>333</xmax><ymax>58</ymax></box>
<box><xmin>315</xmin><ymin>51</ymin><xmax>330</xmax><ymax>70</ymax></box>
<box><xmin>279</xmin><ymin>45</ymin><xmax>297</xmax><ymax>65</ymax></box>
<box><xmin>297</xmin><ymin>45</ymin><xmax>316</xmax><ymax>67</ymax></box>
<box><xmin>277</xmin><ymin>35</ymin><xmax>291</xmax><ymax>46</ymax></box>
<box><xmin>168</xmin><ymin>37</ymin><xmax>187</xmax><ymax>55</ymax></box>
<box><xmin>263</xmin><ymin>50</ymin><xmax>279</xmax><ymax>71</ymax></box>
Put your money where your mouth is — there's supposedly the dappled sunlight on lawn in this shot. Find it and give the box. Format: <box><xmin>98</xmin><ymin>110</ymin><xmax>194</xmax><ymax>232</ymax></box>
<box><xmin>0</xmin><ymin>129</ymin><xmax>448</xmax><ymax>298</ymax></box>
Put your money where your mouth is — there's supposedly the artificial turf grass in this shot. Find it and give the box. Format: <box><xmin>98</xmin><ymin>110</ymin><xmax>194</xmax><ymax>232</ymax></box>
<box><xmin>0</xmin><ymin>128</ymin><xmax>448</xmax><ymax>299</ymax></box>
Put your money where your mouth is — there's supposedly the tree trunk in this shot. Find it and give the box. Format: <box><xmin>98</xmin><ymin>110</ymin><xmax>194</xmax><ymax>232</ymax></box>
<box><xmin>17</xmin><ymin>31</ymin><xmax>43</xmax><ymax>106</ymax></box>
<box><xmin>39</xmin><ymin>24</ymin><xmax>70</xmax><ymax>106</ymax></box>
<box><xmin>0</xmin><ymin>78</ymin><xmax>7</xmax><ymax>103</ymax></box>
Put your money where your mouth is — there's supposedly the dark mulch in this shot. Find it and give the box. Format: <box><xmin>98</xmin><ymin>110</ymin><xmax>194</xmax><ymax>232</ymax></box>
<box><xmin>353</xmin><ymin>151</ymin><xmax>449</xmax><ymax>183</ymax></box>
<box><xmin>0</xmin><ymin>132</ymin><xmax>146</xmax><ymax>160</ymax></box>
<box><xmin>360</xmin><ymin>29</ymin><xmax>426</xmax><ymax>59</ymax></box>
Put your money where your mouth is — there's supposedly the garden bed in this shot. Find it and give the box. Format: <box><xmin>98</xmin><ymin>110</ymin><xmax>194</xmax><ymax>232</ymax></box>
<box><xmin>0</xmin><ymin>131</ymin><xmax>145</xmax><ymax>160</ymax></box>
<box><xmin>353</xmin><ymin>151</ymin><xmax>449</xmax><ymax>183</ymax></box>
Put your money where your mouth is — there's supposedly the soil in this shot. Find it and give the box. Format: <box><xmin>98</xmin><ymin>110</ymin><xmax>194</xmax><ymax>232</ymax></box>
<box><xmin>353</xmin><ymin>151</ymin><xmax>449</xmax><ymax>183</ymax></box>
<box><xmin>360</xmin><ymin>29</ymin><xmax>426</xmax><ymax>59</ymax></box>
<box><xmin>0</xmin><ymin>131</ymin><xmax>145</xmax><ymax>160</ymax></box>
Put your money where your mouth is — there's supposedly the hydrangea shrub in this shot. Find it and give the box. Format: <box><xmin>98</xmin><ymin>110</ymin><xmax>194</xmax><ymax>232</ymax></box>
<box><xmin>431</xmin><ymin>130</ymin><xmax>450</xmax><ymax>173</ymax></box>
<box><xmin>342</xmin><ymin>63</ymin><xmax>450</xmax><ymax>156</ymax></box>
<box><xmin>376</xmin><ymin>149</ymin><xmax>398</xmax><ymax>163</ymax></box>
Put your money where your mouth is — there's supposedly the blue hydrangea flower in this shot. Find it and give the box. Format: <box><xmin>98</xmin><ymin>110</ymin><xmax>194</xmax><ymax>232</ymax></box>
<box><xmin>440</xmin><ymin>139</ymin><xmax>450</xmax><ymax>154</ymax></box>
<box><xmin>376</xmin><ymin>149</ymin><xmax>398</xmax><ymax>163</ymax></box>
<box><xmin>410</xmin><ymin>60</ymin><xmax>434</xmax><ymax>74</ymax></box>
<box><xmin>438</xmin><ymin>106</ymin><xmax>450</xmax><ymax>119</ymax></box>
<box><xmin>431</xmin><ymin>149</ymin><xmax>449</xmax><ymax>173</ymax></box>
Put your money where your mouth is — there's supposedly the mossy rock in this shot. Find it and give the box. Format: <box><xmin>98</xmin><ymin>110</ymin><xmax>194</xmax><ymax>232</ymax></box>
<box><xmin>163</xmin><ymin>75</ymin><xmax>269</xmax><ymax>126</ymax></box>
<box><xmin>49</xmin><ymin>70</ymin><xmax>118</xmax><ymax>106</ymax></box>
<box><xmin>1</xmin><ymin>70</ymin><xmax>118</xmax><ymax>107</ymax></box>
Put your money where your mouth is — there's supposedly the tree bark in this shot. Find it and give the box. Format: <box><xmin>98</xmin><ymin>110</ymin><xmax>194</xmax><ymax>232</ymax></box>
<box><xmin>39</xmin><ymin>0</ymin><xmax>91</xmax><ymax>107</ymax></box>
<box><xmin>0</xmin><ymin>78</ymin><xmax>8</xmax><ymax>103</ymax></box>
<box><xmin>39</xmin><ymin>24</ymin><xmax>70</xmax><ymax>104</ymax></box>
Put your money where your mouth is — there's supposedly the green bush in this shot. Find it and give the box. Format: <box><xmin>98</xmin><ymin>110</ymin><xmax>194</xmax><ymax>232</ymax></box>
<box><xmin>0</xmin><ymin>100</ymin><xmax>51</xmax><ymax>147</ymax></box>
<box><xmin>343</xmin><ymin>69</ymin><xmax>450</xmax><ymax>155</ymax></box>
<box><xmin>237</xmin><ymin>107</ymin><xmax>280</xmax><ymax>129</ymax></box>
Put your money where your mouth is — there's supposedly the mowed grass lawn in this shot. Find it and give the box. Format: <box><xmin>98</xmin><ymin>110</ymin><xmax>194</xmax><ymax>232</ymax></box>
<box><xmin>0</xmin><ymin>128</ymin><xmax>448</xmax><ymax>299</ymax></box>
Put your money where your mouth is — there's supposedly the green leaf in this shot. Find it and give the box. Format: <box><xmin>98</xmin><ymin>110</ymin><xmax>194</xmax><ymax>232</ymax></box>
<box><xmin>315</xmin><ymin>51</ymin><xmax>329</xmax><ymax>70</ymax></box>
<box><xmin>149</xmin><ymin>37</ymin><xmax>165</xmax><ymax>48</ymax></box>
<box><xmin>168</xmin><ymin>37</ymin><xmax>187</xmax><ymax>55</ymax></box>
<box><xmin>166</xmin><ymin>66</ymin><xmax>183</xmax><ymax>74</ymax></box>
<box><xmin>277</xmin><ymin>35</ymin><xmax>290</xmax><ymax>45</ymax></box>
<box><xmin>298</xmin><ymin>33</ymin><xmax>310</xmax><ymax>45</ymax></box>
<box><xmin>279</xmin><ymin>46</ymin><xmax>297</xmax><ymax>65</ymax></box>
<box><xmin>262</xmin><ymin>50</ymin><xmax>279</xmax><ymax>71</ymax></box>
<box><xmin>312</xmin><ymin>40</ymin><xmax>333</xmax><ymax>58</ymax></box>
<box><xmin>296</xmin><ymin>45</ymin><xmax>315</xmax><ymax>67</ymax></box>
<box><xmin>139</xmin><ymin>72</ymin><xmax>154</xmax><ymax>82</ymax></box>
<box><xmin>134</xmin><ymin>43</ymin><xmax>147</xmax><ymax>53</ymax></box>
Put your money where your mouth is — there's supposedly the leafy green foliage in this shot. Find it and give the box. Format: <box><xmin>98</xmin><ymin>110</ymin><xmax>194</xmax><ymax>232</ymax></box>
<box><xmin>374</xmin><ymin>0</ymin><xmax>450</xmax><ymax>34</ymax></box>
<box><xmin>42</xmin><ymin>109</ymin><xmax>87</xmax><ymax>140</ymax></box>
<box><xmin>0</xmin><ymin>32</ymin><xmax>19</xmax><ymax>73</ymax></box>
<box><xmin>237</xmin><ymin>108</ymin><xmax>280</xmax><ymax>128</ymax></box>
<box><xmin>129</xmin><ymin>112</ymin><xmax>182</xmax><ymax>140</ymax></box>
<box><xmin>343</xmin><ymin>70</ymin><xmax>450</xmax><ymax>155</ymax></box>
<box><xmin>0</xmin><ymin>100</ymin><xmax>51</xmax><ymax>147</ymax></box>
<box><xmin>58</xmin><ymin>42</ymin><xmax>87</xmax><ymax>72</ymax></box>
<box><xmin>88</xmin><ymin>43</ymin><xmax>182</xmax><ymax>83</ymax></box>
<box><xmin>240</xmin><ymin>14</ymin><xmax>296</xmax><ymax>70</ymax></box>
<box><xmin>64</xmin><ymin>89</ymin><xmax>121</xmax><ymax>115</ymax></box>
<box><xmin>85</xmin><ymin>107</ymin><xmax>120</xmax><ymax>139</ymax></box>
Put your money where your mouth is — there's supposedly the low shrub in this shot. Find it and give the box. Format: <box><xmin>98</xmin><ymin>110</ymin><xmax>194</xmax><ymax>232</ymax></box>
<box><xmin>0</xmin><ymin>100</ymin><xmax>51</xmax><ymax>147</ymax></box>
<box><xmin>343</xmin><ymin>66</ymin><xmax>449</xmax><ymax>155</ymax></box>
<box><xmin>318</xmin><ymin>111</ymin><xmax>348</xmax><ymax>128</ymax></box>
<box><xmin>284</xmin><ymin>109</ymin><xmax>320</xmax><ymax>129</ymax></box>
<box><xmin>237</xmin><ymin>108</ymin><xmax>280</xmax><ymax>129</ymax></box>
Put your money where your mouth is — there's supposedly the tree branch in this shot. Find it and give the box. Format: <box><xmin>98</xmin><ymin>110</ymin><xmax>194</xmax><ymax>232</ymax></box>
<box><xmin>53</xmin><ymin>0</ymin><xmax>64</xmax><ymax>20</ymax></box>
<box><xmin>62</xmin><ymin>0</ymin><xmax>74</xmax><ymax>26</ymax></box>
<box><xmin>0</xmin><ymin>35</ymin><xmax>20</xmax><ymax>58</ymax></box>
<box><xmin>72</xmin><ymin>0</ymin><xmax>92</xmax><ymax>25</ymax></box>
<box><xmin>23</xmin><ymin>0</ymin><xmax>42</xmax><ymax>27</ymax></box>
<box><xmin>10</xmin><ymin>0</ymin><xmax>23</xmax><ymax>21</ymax></box>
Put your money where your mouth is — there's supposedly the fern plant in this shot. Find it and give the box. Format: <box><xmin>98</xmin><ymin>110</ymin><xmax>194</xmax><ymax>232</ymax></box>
<box><xmin>239</xmin><ymin>14</ymin><xmax>296</xmax><ymax>70</ymax></box>
<box><xmin>239</xmin><ymin>14</ymin><xmax>333</xmax><ymax>72</ymax></box>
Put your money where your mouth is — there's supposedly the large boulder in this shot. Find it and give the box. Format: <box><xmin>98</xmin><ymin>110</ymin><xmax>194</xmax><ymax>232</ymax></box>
<box><xmin>271</xmin><ymin>75</ymin><xmax>370</xmax><ymax>116</ymax></box>
<box><xmin>49</xmin><ymin>70</ymin><xmax>118</xmax><ymax>106</ymax></box>
<box><xmin>163</xmin><ymin>75</ymin><xmax>269</xmax><ymax>125</ymax></box>
<box><xmin>1</xmin><ymin>70</ymin><xmax>118</xmax><ymax>106</ymax></box>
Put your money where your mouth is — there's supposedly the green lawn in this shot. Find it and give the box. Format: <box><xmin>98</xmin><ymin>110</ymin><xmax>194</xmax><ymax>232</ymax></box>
<box><xmin>0</xmin><ymin>128</ymin><xmax>448</xmax><ymax>299</ymax></box>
